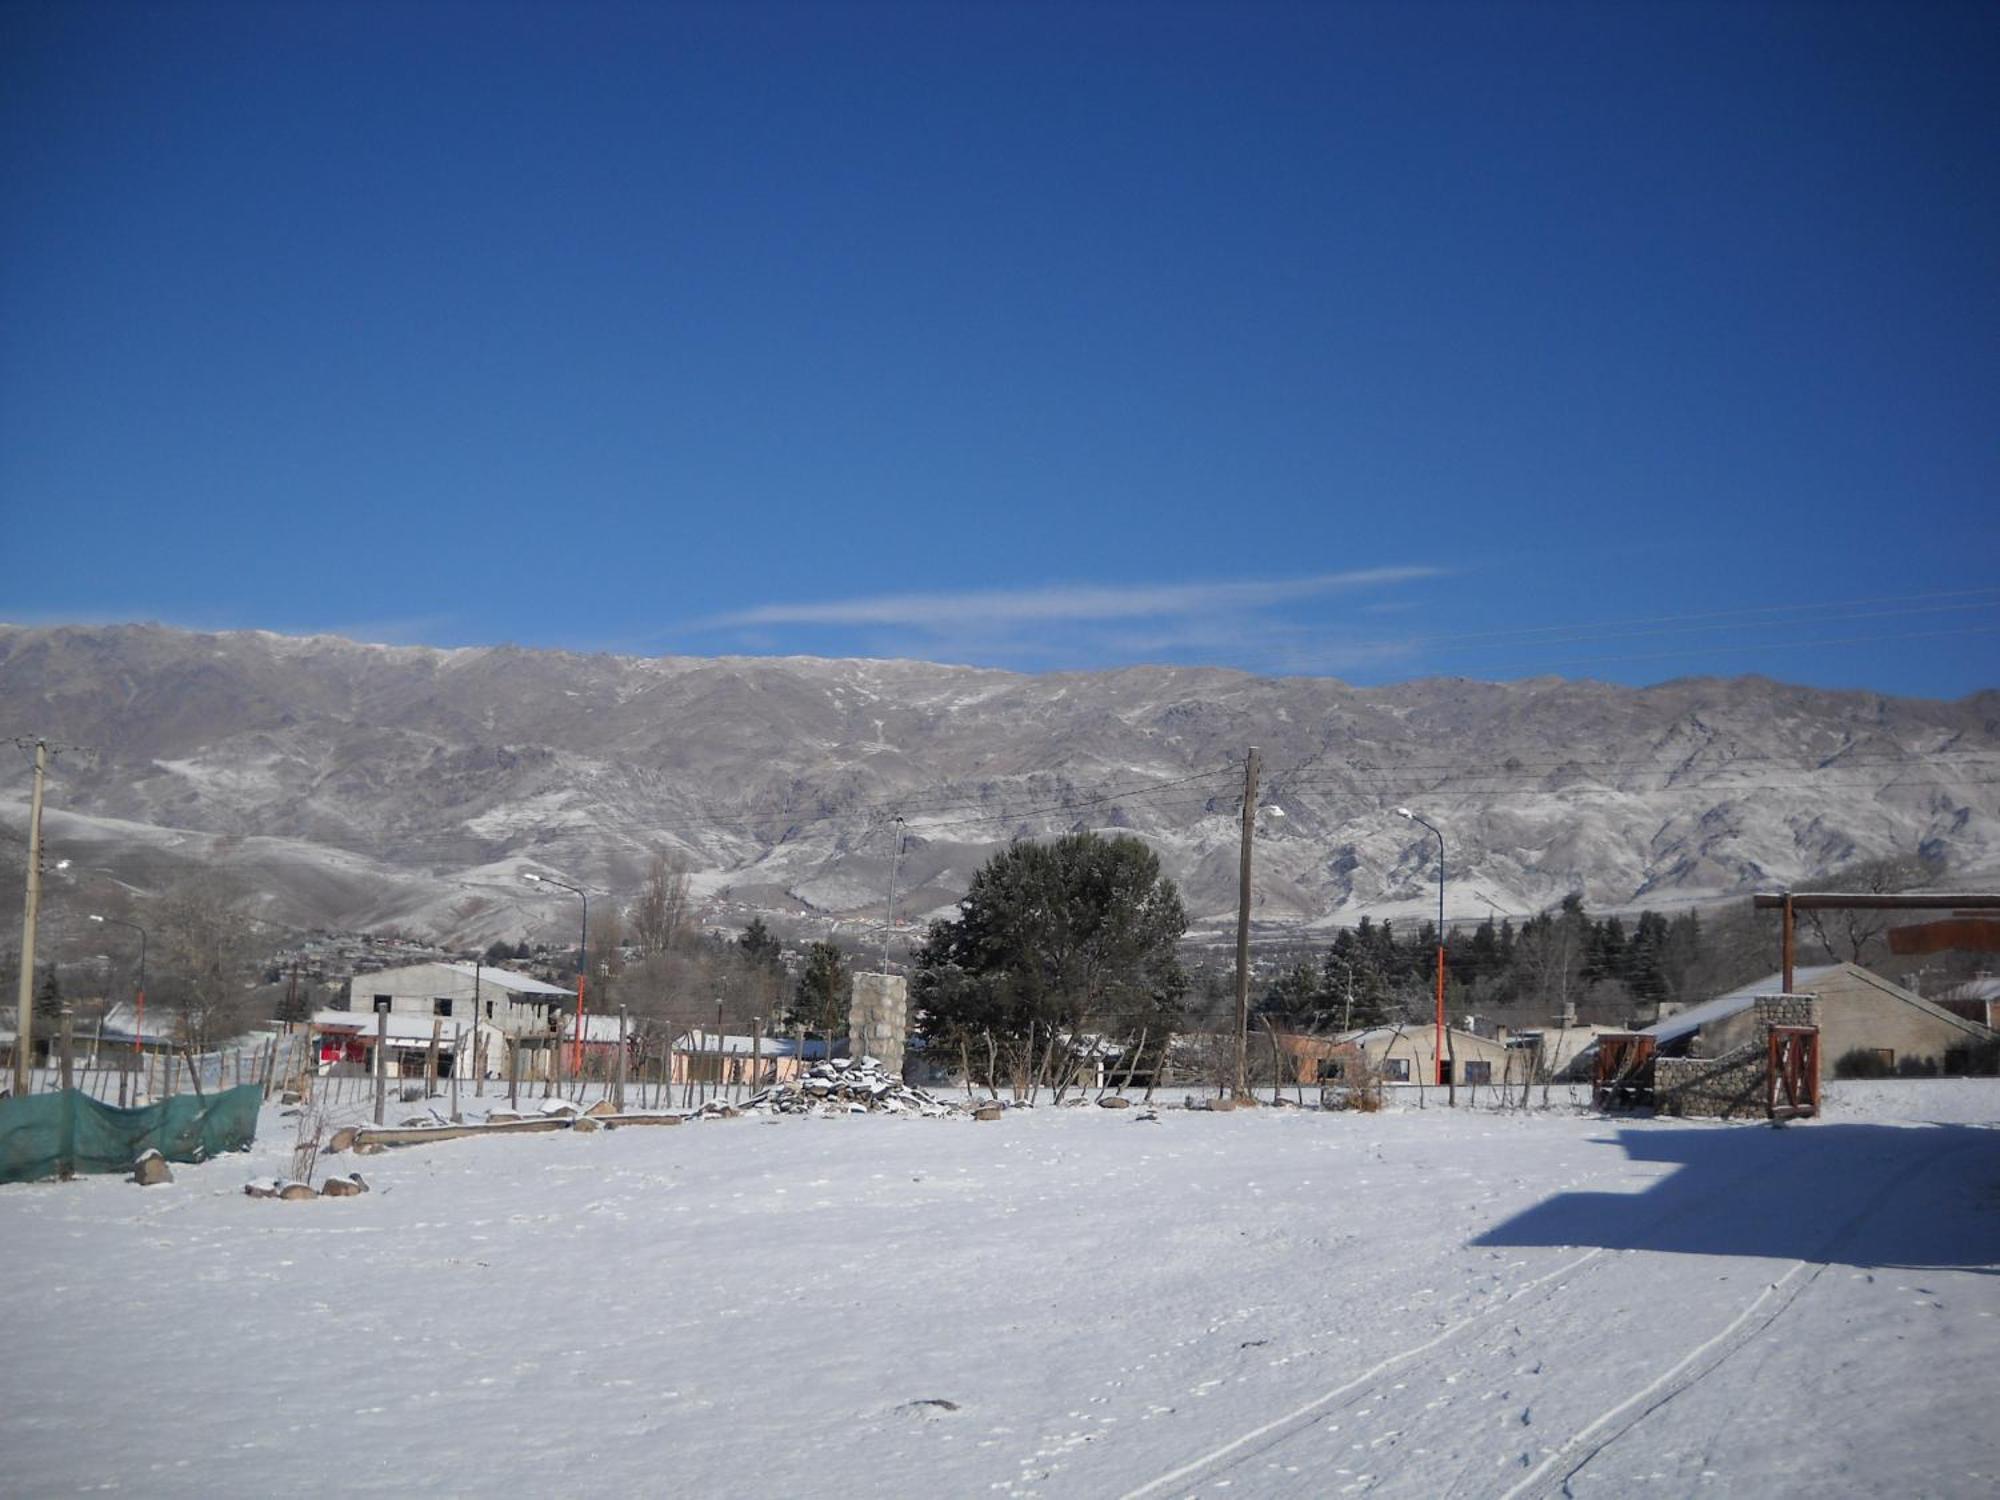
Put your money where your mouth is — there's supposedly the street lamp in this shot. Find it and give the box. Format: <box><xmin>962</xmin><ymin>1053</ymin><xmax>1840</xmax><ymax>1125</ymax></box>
<box><xmin>524</xmin><ymin>871</ymin><xmax>588</xmax><ymax>1076</ymax></box>
<box><xmin>88</xmin><ymin>914</ymin><xmax>147</xmax><ymax>1058</ymax></box>
<box><xmin>1396</xmin><ymin>807</ymin><xmax>1447</xmax><ymax>1086</ymax></box>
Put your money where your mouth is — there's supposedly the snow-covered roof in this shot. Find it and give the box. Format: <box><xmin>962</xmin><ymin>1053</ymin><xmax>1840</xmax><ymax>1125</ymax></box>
<box><xmin>1643</xmin><ymin>965</ymin><xmax>1843</xmax><ymax>1044</ymax></box>
<box><xmin>440</xmin><ymin>963</ymin><xmax>570</xmax><ymax>997</ymax></box>
<box><xmin>1940</xmin><ymin>975</ymin><xmax>2000</xmax><ymax>1002</ymax></box>
<box><xmin>101</xmin><ymin>1000</ymin><xmax>176</xmax><ymax>1043</ymax></box>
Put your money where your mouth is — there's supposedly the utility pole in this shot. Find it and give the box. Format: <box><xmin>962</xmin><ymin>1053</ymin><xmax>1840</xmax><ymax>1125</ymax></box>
<box><xmin>882</xmin><ymin>815</ymin><xmax>906</xmax><ymax>974</ymax></box>
<box><xmin>1233</xmin><ymin>747</ymin><xmax>1261</xmax><ymax>1098</ymax></box>
<box><xmin>13</xmin><ymin>738</ymin><xmax>50</xmax><ymax>1097</ymax></box>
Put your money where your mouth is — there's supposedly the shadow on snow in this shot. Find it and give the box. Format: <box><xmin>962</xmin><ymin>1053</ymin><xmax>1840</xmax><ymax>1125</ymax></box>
<box><xmin>1473</xmin><ymin>1121</ymin><xmax>2000</xmax><ymax>1272</ymax></box>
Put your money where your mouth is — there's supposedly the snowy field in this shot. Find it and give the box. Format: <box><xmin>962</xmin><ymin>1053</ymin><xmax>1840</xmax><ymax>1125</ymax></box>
<box><xmin>5</xmin><ymin>1081</ymin><xmax>1997</xmax><ymax>1498</ymax></box>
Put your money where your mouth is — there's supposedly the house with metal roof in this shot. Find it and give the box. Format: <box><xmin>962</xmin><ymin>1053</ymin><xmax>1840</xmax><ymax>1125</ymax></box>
<box><xmin>1645</xmin><ymin>962</ymin><xmax>1994</xmax><ymax>1073</ymax></box>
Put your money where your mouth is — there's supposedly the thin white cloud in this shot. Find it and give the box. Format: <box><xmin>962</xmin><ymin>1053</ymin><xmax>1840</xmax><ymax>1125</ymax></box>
<box><xmin>709</xmin><ymin>567</ymin><xmax>1446</xmax><ymax>629</ymax></box>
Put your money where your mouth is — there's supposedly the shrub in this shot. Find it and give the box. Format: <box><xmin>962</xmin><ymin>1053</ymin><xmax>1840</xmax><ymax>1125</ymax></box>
<box><xmin>1833</xmin><ymin>1047</ymin><xmax>1893</xmax><ymax>1079</ymax></box>
<box><xmin>1943</xmin><ymin>1038</ymin><xmax>2000</xmax><ymax>1077</ymax></box>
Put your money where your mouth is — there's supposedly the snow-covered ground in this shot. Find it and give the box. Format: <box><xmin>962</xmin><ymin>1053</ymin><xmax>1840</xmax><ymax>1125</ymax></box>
<box><xmin>4</xmin><ymin>1082</ymin><xmax>1996</xmax><ymax>1497</ymax></box>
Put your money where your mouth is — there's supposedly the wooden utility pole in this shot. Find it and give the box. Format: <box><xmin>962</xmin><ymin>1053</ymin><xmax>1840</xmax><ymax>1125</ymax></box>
<box><xmin>615</xmin><ymin>1007</ymin><xmax>628</xmax><ymax>1114</ymax></box>
<box><xmin>1233</xmin><ymin>747</ymin><xmax>1261</xmax><ymax>1098</ymax></box>
<box><xmin>373</xmin><ymin>1007</ymin><xmax>388</xmax><ymax>1125</ymax></box>
<box><xmin>12</xmin><ymin>738</ymin><xmax>50</xmax><ymax>1096</ymax></box>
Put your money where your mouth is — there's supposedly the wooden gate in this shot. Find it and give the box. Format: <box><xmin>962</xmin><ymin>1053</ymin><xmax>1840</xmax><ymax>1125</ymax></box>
<box><xmin>1767</xmin><ymin>1026</ymin><xmax>1819</xmax><ymax>1120</ymax></box>
<box><xmin>1592</xmin><ymin>1032</ymin><xmax>1655</xmax><ymax>1110</ymax></box>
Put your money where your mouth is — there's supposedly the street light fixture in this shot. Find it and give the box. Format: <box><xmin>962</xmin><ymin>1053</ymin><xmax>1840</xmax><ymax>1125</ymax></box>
<box><xmin>1396</xmin><ymin>807</ymin><xmax>1447</xmax><ymax>1086</ymax></box>
<box><xmin>88</xmin><ymin>914</ymin><xmax>147</xmax><ymax>1058</ymax></box>
<box><xmin>524</xmin><ymin>871</ymin><xmax>589</xmax><ymax>1076</ymax></box>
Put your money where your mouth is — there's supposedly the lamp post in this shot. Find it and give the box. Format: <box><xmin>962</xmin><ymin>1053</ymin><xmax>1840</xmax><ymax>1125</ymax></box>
<box><xmin>1396</xmin><ymin>807</ymin><xmax>1447</xmax><ymax>1086</ymax></box>
<box><xmin>524</xmin><ymin>872</ymin><xmax>588</xmax><ymax>1078</ymax></box>
<box><xmin>88</xmin><ymin>914</ymin><xmax>147</xmax><ymax>1058</ymax></box>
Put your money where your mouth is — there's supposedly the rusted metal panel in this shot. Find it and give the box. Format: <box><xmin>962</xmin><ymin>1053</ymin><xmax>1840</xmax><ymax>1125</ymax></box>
<box><xmin>1886</xmin><ymin>917</ymin><xmax>2000</xmax><ymax>956</ymax></box>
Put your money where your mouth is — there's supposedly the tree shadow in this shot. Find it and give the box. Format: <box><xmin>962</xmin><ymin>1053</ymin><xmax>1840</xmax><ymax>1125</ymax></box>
<box><xmin>1473</xmin><ymin>1122</ymin><xmax>2000</xmax><ymax>1271</ymax></box>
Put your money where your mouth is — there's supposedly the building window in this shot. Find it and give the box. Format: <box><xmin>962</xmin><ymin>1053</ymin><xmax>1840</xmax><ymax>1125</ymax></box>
<box><xmin>1381</xmin><ymin>1057</ymin><xmax>1409</xmax><ymax>1082</ymax></box>
<box><xmin>373</xmin><ymin>995</ymin><xmax>392</xmax><ymax>1013</ymax></box>
<box><xmin>1465</xmin><ymin>1061</ymin><xmax>1492</xmax><ymax>1085</ymax></box>
<box><xmin>433</xmin><ymin>998</ymin><xmax>453</xmax><ymax>1017</ymax></box>
<box><xmin>485</xmin><ymin>1000</ymin><xmax>495</xmax><ymax>1018</ymax></box>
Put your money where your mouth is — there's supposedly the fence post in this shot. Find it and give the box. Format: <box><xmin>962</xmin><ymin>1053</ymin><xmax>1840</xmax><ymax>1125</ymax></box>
<box><xmin>59</xmin><ymin>1005</ymin><xmax>75</xmax><ymax>1094</ymax></box>
<box><xmin>615</xmin><ymin>1008</ymin><xmax>628</xmax><ymax>1114</ymax></box>
<box><xmin>508</xmin><ymin>1038</ymin><xmax>520</xmax><ymax>1111</ymax></box>
<box><xmin>374</xmin><ymin>1008</ymin><xmax>388</xmax><ymax>1125</ymax></box>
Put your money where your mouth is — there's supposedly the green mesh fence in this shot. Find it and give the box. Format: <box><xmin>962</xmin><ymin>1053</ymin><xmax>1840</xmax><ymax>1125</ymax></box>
<box><xmin>0</xmin><ymin>1084</ymin><xmax>263</xmax><ymax>1184</ymax></box>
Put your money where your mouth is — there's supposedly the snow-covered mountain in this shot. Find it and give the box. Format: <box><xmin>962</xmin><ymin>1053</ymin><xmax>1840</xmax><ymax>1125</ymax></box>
<box><xmin>3</xmin><ymin>623</ymin><xmax>1996</xmax><ymax>945</ymax></box>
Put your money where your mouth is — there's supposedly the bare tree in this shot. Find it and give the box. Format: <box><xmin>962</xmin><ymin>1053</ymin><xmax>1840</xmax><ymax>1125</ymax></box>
<box><xmin>149</xmin><ymin>873</ymin><xmax>256</xmax><ymax>1053</ymax></box>
<box><xmin>630</xmin><ymin>851</ymin><xmax>691</xmax><ymax>960</ymax></box>
<box><xmin>1799</xmin><ymin>853</ymin><xmax>1946</xmax><ymax>967</ymax></box>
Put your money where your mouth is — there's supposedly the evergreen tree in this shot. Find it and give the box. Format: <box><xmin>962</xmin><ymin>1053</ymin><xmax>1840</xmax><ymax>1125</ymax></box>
<box><xmin>913</xmin><ymin>832</ymin><xmax>1187</xmax><ymax>1051</ymax></box>
<box><xmin>788</xmin><ymin>940</ymin><xmax>850</xmax><ymax>1040</ymax></box>
<box><xmin>737</xmin><ymin>917</ymin><xmax>783</xmax><ymax>970</ymax></box>
<box><xmin>33</xmin><ymin>963</ymin><xmax>62</xmax><ymax>1023</ymax></box>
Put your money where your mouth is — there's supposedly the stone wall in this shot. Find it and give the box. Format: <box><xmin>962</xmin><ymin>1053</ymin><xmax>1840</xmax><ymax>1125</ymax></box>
<box><xmin>1657</xmin><ymin>997</ymin><xmax>1819</xmax><ymax>1119</ymax></box>
<box><xmin>847</xmin><ymin>972</ymin><xmax>909</xmax><ymax>1079</ymax></box>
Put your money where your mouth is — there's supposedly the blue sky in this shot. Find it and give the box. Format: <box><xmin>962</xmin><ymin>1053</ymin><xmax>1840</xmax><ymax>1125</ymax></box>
<box><xmin>2</xmin><ymin>1</ymin><xmax>1995</xmax><ymax>695</ymax></box>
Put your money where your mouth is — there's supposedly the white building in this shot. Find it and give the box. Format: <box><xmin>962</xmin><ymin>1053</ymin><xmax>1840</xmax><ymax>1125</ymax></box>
<box><xmin>347</xmin><ymin>962</ymin><xmax>572</xmax><ymax>1038</ymax></box>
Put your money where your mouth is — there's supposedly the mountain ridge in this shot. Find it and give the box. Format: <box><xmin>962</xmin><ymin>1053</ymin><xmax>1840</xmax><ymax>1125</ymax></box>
<box><xmin>3</xmin><ymin>622</ymin><xmax>1996</xmax><ymax>946</ymax></box>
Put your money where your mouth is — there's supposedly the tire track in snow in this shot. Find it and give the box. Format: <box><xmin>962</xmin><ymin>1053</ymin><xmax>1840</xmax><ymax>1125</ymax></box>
<box><xmin>1117</xmin><ymin>1125</ymin><xmax>1940</xmax><ymax>1500</ymax></box>
<box><xmin>1116</xmin><ymin>1244</ymin><xmax>1607</xmax><ymax>1500</ymax></box>
<box><xmin>1494</xmin><ymin>1258</ymin><xmax>1820</xmax><ymax>1500</ymax></box>
<box><xmin>1510</xmin><ymin>1127</ymin><xmax>1988</xmax><ymax>1499</ymax></box>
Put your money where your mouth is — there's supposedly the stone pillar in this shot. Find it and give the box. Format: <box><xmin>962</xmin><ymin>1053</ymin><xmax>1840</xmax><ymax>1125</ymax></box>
<box><xmin>848</xmin><ymin>973</ymin><xmax>909</xmax><ymax>1077</ymax></box>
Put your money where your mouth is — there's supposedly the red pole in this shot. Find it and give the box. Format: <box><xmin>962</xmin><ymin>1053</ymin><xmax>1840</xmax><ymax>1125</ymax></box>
<box><xmin>1434</xmin><ymin>945</ymin><xmax>1446</xmax><ymax>1086</ymax></box>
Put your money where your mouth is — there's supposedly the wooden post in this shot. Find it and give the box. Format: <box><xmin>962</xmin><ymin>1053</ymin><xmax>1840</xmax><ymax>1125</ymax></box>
<box><xmin>59</xmin><ymin>1005</ymin><xmax>75</xmax><ymax>1094</ymax></box>
<box><xmin>118</xmin><ymin>1041</ymin><xmax>130</xmax><ymax>1109</ymax></box>
<box><xmin>750</xmin><ymin>1016</ymin><xmax>762</xmax><ymax>1098</ymax></box>
<box><xmin>615</xmin><ymin>1007</ymin><xmax>628</xmax><ymax>1114</ymax></box>
<box><xmin>450</xmin><ymin>1022</ymin><xmax>463</xmax><ymax>1121</ymax></box>
<box><xmin>473</xmin><ymin>964</ymin><xmax>486</xmax><ymax>1097</ymax></box>
<box><xmin>180</xmin><ymin>1044</ymin><xmax>206</xmax><ymax>1103</ymax></box>
<box><xmin>1233</xmin><ymin>746</ymin><xmax>1260</xmax><ymax>1099</ymax></box>
<box><xmin>1781</xmin><ymin>893</ymin><xmax>1796</xmax><ymax>996</ymax></box>
<box><xmin>426</xmin><ymin>1018</ymin><xmax>442</xmax><ymax>1095</ymax></box>
<box><xmin>508</xmin><ymin>1038</ymin><xmax>521</xmax><ymax>1111</ymax></box>
<box><xmin>374</xmin><ymin>1007</ymin><xmax>388</xmax><ymax>1125</ymax></box>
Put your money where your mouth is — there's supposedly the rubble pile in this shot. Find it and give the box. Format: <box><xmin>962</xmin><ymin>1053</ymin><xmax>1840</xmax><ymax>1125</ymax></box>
<box><xmin>740</xmin><ymin>1057</ymin><xmax>959</xmax><ymax>1118</ymax></box>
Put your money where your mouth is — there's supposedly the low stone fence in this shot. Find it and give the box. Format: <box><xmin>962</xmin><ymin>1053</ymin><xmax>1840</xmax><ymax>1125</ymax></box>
<box><xmin>1656</xmin><ymin>997</ymin><xmax>1819</xmax><ymax>1120</ymax></box>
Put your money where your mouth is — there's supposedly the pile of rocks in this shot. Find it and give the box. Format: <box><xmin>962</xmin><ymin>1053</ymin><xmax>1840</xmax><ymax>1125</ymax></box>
<box><xmin>742</xmin><ymin>1057</ymin><xmax>958</xmax><ymax>1117</ymax></box>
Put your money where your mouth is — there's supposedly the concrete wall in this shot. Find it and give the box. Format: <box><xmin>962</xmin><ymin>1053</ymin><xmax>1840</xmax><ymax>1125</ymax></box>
<box><xmin>351</xmin><ymin>963</ymin><xmax>563</xmax><ymax>1037</ymax></box>
<box><xmin>1346</xmin><ymin>1027</ymin><xmax>1520</xmax><ymax>1087</ymax></box>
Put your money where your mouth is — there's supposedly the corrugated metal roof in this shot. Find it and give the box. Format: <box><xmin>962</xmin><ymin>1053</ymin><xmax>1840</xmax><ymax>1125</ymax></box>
<box><xmin>1643</xmin><ymin>965</ymin><xmax>1842</xmax><ymax>1044</ymax></box>
<box><xmin>440</xmin><ymin>963</ymin><xmax>570</xmax><ymax>996</ymax></box>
